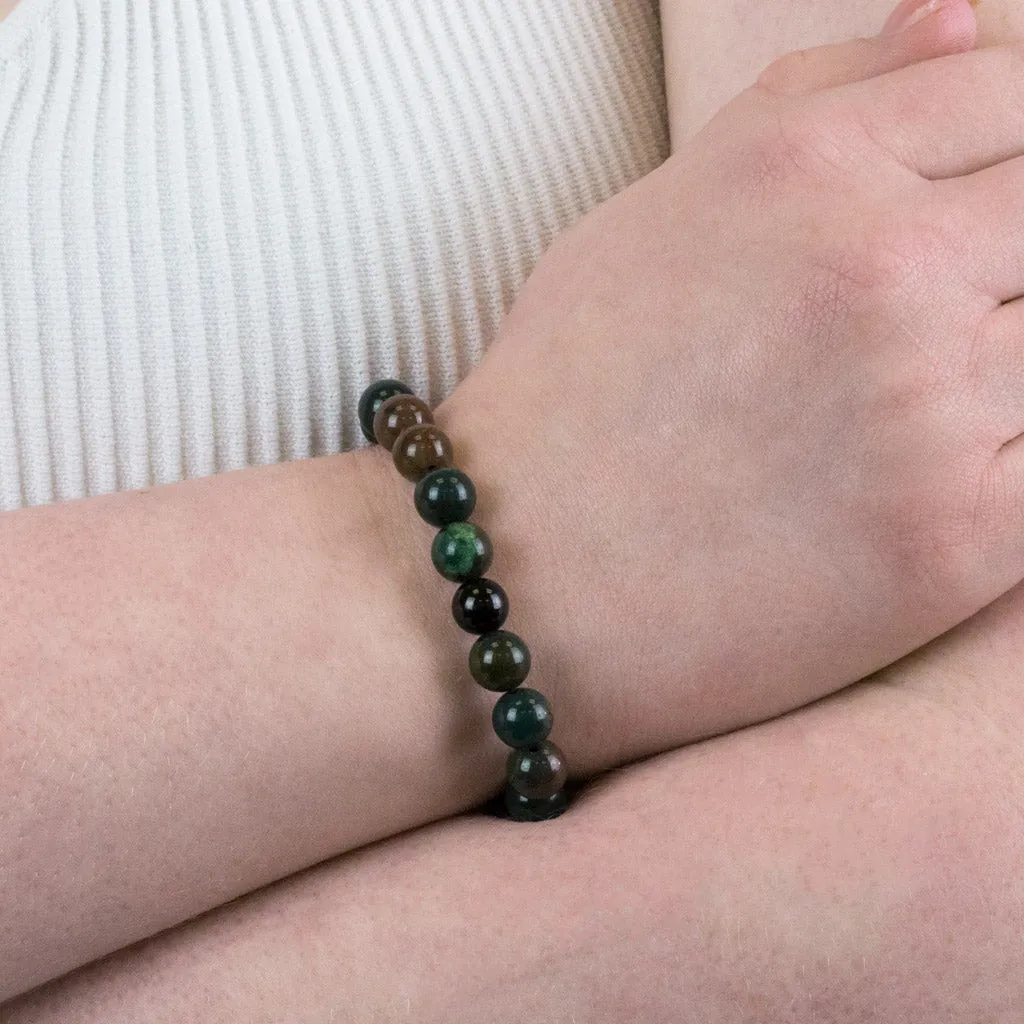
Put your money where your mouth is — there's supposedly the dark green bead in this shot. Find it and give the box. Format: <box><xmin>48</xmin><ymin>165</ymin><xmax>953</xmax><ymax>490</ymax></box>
<box><xmin>414</xmin><ymin>468</ymin><xmax>476</xmax><ymax>527</ymax></box>
<box><xmin>505</xmin><ymin>786</ymin><xmax>568</xmax><ymax>822</ymax></box>
<box><xmin>492</xmin><ymin>688</ymin><xmax>552</xmax><ymax>748</ymax></box>
<box><xmin>507</xmin><ymin>740</ymin><xmax>567</xmax><ymax>800</ymax></box>
<box><xmin>469</xmin><ymin>631</ymin><xmax>531</xmax><ymax>692</ymax></box>
<box><xmin>452</xmin><ymin>578</ymin><xmax>509</xmax><ymax>634</ymax></box>
<box><xmin>358</xmin><ymin>379</ymin><xmax>413</xmax><ymax>443</ymax></box>
<box><xmin>431</xmin><ymin>522</ymin><xmax>493</xmax><ymax>582</ymax></box>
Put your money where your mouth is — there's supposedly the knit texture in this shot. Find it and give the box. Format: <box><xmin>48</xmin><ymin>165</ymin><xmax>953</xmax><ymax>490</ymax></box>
<box><xmin>0</xmin><ymin>0</ymin><xmax>668</xmax><ymax>509</ymax></box>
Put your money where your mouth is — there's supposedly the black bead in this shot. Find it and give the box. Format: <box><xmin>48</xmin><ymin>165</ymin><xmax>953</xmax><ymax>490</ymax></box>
<box><xmin>414</xmin><ymin>468</ymin><xmax>477</xmax><ymax>527</ymax></box>
<box><xmin>492</xmin><ymin>688</ymin><xmax>552</xmax><ymax>748</ymax></box>
<box><xmin>451</xmin><ymin>578</ymin><xmax>509</xmax><ymax>634</ymax></box>
<box><xmin>358</xmin><ymin>379</ymin><xmax>413</xmax><ymax>443</ymax></box>
<box><xmin>468</xmin><ymin>631</ymin><xmax>531</xmax><ymax>692</ymax></box>
<box><xmin>504</xmin><ymin>786</ymin><xmax>568</xmax><ymax>822</ymax></box>
<box><xmin>506</xmin><ymin>740</ymin><xmax>567</xmax><ymax>800</ymax></box>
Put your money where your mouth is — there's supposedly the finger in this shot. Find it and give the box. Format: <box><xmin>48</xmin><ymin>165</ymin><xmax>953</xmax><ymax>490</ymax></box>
<box><xmin>833</xmin><ymin>43</ymin><xmax>1024</xmax><ymax>179</ymax></box>
<box><xmin>939</xmin><ymin>154</ymin><xmax>1024</xmax><ymax>302</ymax></box>
<box><xmin>978</xmin><ymin>431</ymin><xmax>1024</xmax><ymax>583</ymax></box>
<box><xmin>972</xmin><ymin>296</ymin><xmax>1024</xmax><ymax>443</ymax></box>
<box><xmin>755</xmin><ymin>0</ymin><xmax>976</xmax><ymax>96</ymax></box>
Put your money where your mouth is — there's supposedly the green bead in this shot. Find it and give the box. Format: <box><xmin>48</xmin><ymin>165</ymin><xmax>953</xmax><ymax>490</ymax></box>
<box><xmin>468</xmin><ymin>631</ymin><xmax>531</xmax><ymax>692</ymax></box>
<box><xmin>492</xmin><ymin>688</ymin><xmax>552</xmax><ymax>748</ymax></box>
<box><xmin>431</xmin><ymin>522</ymin><xmax>493</xmax><ymax>582</ymax></box>
<box><xmin>505</xmin><ymin>786</ymin><xmax>568</xmax><ymax>822</ymax></box>
<box><xmin>507</xmin><ymin>740</ymin><xmax>567</xmax><ymax>800</ymax></box>
<box><xmin>357</xmin><ymin>379</ymin><xmax>413</xmax><ymax>443</ymax></box>
<box><xmin>414</xmin><ymin>468</ymin><xmax>477</xmax><ymax>527</ymax></box>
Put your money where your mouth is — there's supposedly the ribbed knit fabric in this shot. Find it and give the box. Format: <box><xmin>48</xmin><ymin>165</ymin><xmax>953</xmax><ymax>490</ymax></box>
<box><xmin>0</xmin><ymin>0</ymin><xmax>668</xmax><ymax>510</ymax></box>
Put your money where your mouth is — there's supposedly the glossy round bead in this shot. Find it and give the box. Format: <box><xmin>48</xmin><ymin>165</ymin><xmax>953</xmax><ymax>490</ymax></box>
<box><xmin>392</xmin><ymin>425</ymin><xmax>454</xmax><ymax>482</ymax></box>
<box><xmin>452</xmin><ymin>578</ymin><xmax>509</xmax><ymax>634</ymax></box>
<box><xmin>469</xmin><ymin>631</ymin><xmax>531</xmax><ymax>692</ymax></box>
<box><xmin>358</xmin><ymin>379</ymin><xmax>413</xmax><ymax>443</ymax></box>
<box><xmin>414</xmin><ymin>468</ymin><xmax>477</xmax><ymax>527</ymax></box>
<box><xmin>492</xmin><ymin>688</ymin><xmax>552</xmax><ymax>748</ymax></box>
<box><xmin>506</xmin><ymin>740</ymin><xmax>567</xmax><ymax>800</ymax></box>
<box><xmin>372</xmin><ymin>394</ymin><xmax>433</xmax><ymax>452</ymax></box>
<box><xmin>431</xmin><ymin>522</ymin><xmax>493</xmax><ymax>582</ymax></box>
<box><xmin>505</xmin><ymin>785</ymin><xmax>568</xmax><ymax>822</ymax></box>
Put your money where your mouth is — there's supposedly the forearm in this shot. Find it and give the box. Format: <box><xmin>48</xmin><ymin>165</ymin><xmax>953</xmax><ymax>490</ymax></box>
<box><xmin>0</xmin><ymin>447</ymin><xmax>510</xmax><ymax>999</ymax></box>
<box><xmin>7</xmin><ymin>621</ymin><xmax>1020</xmax><ymax>1024</ymax></box>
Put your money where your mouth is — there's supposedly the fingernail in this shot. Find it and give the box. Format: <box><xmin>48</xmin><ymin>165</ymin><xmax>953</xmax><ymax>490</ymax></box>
<box><xmin>881</xmin><ymin>0</ymin><xmax>948</xmax><ymax>34</ymax></box>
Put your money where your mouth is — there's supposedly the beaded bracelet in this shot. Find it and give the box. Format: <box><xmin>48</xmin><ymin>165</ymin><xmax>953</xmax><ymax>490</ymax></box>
<box><xmin>358</xmin><ymin>379</ymin><xmax>569</xmax><ymax>822</ymax></box>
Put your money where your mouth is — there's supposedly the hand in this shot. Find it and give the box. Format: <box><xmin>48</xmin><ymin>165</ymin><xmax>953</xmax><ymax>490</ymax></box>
<box><xmin>439</xmin><ymin>1</ymin><xmax>1024</xmax><ymax>768</ymax></box>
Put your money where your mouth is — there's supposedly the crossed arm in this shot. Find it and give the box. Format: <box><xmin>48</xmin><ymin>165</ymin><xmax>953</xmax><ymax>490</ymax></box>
<box><xmin>4</xmin><ymin>0</ymin><xmax>1024</xmax><ymax>1017</ymax></box>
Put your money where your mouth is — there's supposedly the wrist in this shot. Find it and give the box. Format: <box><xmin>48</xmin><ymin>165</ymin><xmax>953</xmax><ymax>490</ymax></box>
<box><xmin>341</xmin><ymin>442</ymin><xmax>510</xmax><ymax>800</ymax></box>
<box><xmin>434</xmin><ymin>371</ymin><xmax>613</xmax><ymax>777</ymax></box>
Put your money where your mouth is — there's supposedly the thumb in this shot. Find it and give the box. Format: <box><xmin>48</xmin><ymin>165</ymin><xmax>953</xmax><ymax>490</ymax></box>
<box><xmin>756</xmin><ymin>0</ymin><xmax>977</xmax><ymax>97</ymax></box>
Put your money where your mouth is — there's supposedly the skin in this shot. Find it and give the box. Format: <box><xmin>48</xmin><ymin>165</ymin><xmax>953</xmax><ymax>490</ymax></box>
<box><xmin>661</xmin><ymin>0</ymin><xmax>1021</xmax><ymax>146</ymax></box>
<box><xmin>440</xmin><ymin>0</ymin><xmax>1024</xmax><ymax>767</ymax></box>
<box><xmin>8</xmin><ymin>0</ymin><xmax>1023</xmax><ymax>1019</ymax></box>
<box><xmin>2</xmin><ymin>0</ymin><xmax>1024</xmax><ymax>1011</ymax></box>
<box><xmin>0</xmin><ymin>0</ymin><xmax>17</xmax><ymax>23</ymax></box>
<box><xmin>0</xmin><ymin>448</ymin><xmax>494</xmax><ymax>999</ymax></box>
<box><xmin>2</xmin><ymin>0</ymin><xmax>1008</xmax><ymax>1002</ymax></box>
<box><xmin>9</xmin><ymin>1</ymin><xmax>1020</xmax><ymax>1018</ymax></box>
<box><xmin>7</xmin><ymin>577</ymin><xmax>1024</xmax><ymax>1021</ymax></box>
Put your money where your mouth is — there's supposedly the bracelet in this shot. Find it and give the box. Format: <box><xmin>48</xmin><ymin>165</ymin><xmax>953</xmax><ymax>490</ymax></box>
<box><xmin>358</xmin><ymin>379</ymin><xmax>570</xmax><ymax>822</ymax></box>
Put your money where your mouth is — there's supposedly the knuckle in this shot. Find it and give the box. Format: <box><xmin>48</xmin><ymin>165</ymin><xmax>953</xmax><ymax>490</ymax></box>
<box><xmin>886</xmin><ymin>479</ymin><xmax>981</xmax><ymax>596</ymax></box>
<box><xmin>846</xmin><ymin>204</ymin><xmax>950</xmax><ymax>291</ymax></box>
<box><xmin>878</xmin><ymin>423</ymin><xmax>998</xmax><ymax>600</ymax></box>
<box><xmin>1002</xmin><ymin>38</ymin><xmax>1024</xmax><ymax>79</ymax></box>
<box><xmin>755</xmin><ymin>49</ymin><xmax>814</xmax><ymax>97</ymax></box>
<box><xmin>997</xmin><ymin>42</ymin><xmax>1024</xmax><ymax>125</ymax></box>
<box><xmin>736</xmin><ymin>103</ymin><xmax>850</xmax><ymax>197</ymax></box>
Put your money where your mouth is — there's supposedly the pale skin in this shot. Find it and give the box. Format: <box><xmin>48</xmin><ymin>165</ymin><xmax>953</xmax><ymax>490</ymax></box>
<box><xmin>660</xmin><ymin>0</ymin><xmax>1022</xmax><ymax>144</ymax></box>
<box><xmin>3</xmin><ymin>0</ymin><xmax>1024</xmax><ymax>1017</ymax></box>
<box><xmin>7</xmin><ymin>584</ymin><xmax>1024</xmax><ymax>1021</ymax></box>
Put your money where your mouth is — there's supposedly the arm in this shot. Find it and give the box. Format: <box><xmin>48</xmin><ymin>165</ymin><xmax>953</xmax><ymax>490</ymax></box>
<box><xmin>8</xmin><ymin>576</ymin><xmax>1022</xmax><ymax>1022</ymax></box>
<box><xmin>6</xmin><ymin>0</ymin><xmax>1024</xmax><ymax>999</ymax></box>
<box><xmin>0</xmin><ymin>448</ymin><xmax>508</xmax><ymax>998</ymax></box>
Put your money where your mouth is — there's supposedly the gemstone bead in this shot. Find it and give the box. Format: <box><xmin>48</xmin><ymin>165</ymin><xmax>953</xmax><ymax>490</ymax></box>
<box><xmin>372</xmin><ymin>395</ymin><xmax>433</xmax><ymax>452</ymax></box>
<box><xmin>392</xmin><ymin>425</ymin><xmax>454</xmax><ymax>481</ymax></box>
<box><xmin>358</xmin><ymin>379</ymin><xmax>413</xmax><ymax>443</ymax></box>
<box><xmin>469</xmin><ymin>631</ymin><xmax>531</xmax><ymax>691</ymax></box>
<box><xmin>505</xmin><ymin>786</ymin><xmax>568</xmax><ymax>822</ymax></box>
<box><xmin>414</xmin><ymin>468</ymin><xmax>477</xmax><ymax>527</ymax></box>
<box><xmin>492</xmin><ymin>688</ymin><xmax>552</xmax><ymax>748</ymax></box>
<box><xmin>431</xmin><ymin>522</ymin><xmax>493</xmax><ymax>582</ymax></box>
<box><xmin>507</xmin><ymin>740</ymin><xmax>567</xmax><ymax>800</ymax></box>
<box><xmin>452</xmin><ymin>578</ymin><xmax>508</xmax><ymax>634</ymax></box>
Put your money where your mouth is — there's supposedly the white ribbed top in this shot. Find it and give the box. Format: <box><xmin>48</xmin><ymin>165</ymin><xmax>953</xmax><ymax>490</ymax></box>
<box><xmin>0</xmin><ymin>0</ymin><xmax>667</xmax><ymax>510</ymax></box>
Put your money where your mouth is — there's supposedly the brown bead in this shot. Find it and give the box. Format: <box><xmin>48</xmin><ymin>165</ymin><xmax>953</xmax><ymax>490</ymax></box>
<box><xmin>392</xmin><ymin>425</ymin><xmax>454</xmax><ymax>481</ymax></box>
<box><xmin>372</xmin><ymin>394</ymin><xmax>433</xmax><ymax>452</ymax></box>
